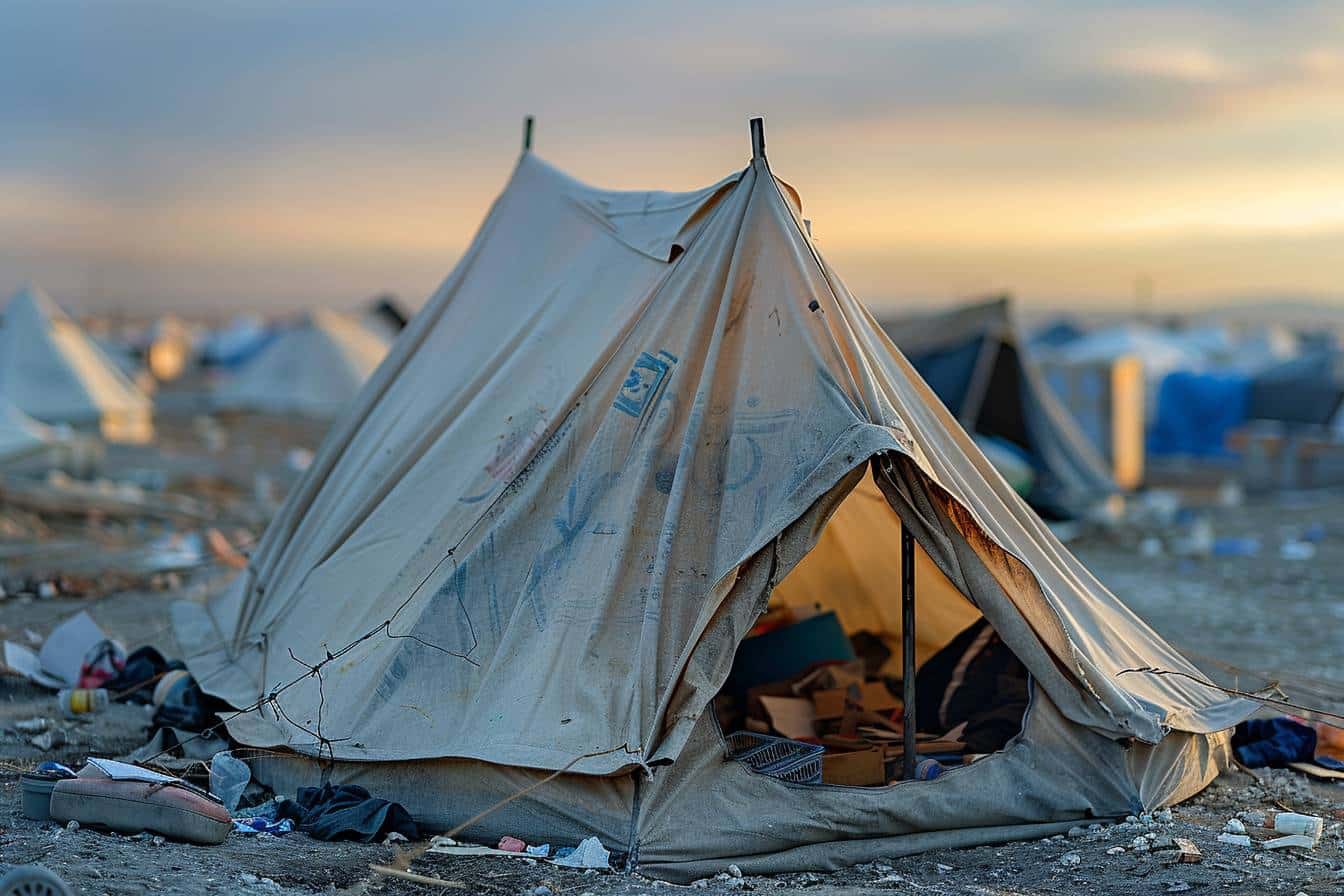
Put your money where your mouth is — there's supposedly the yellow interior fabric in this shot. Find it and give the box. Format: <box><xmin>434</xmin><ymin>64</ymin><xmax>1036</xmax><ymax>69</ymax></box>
<box><xmin>771</xmin><ymin>471</ymin><xmax>982</xmax><ymax>669</ymax></box>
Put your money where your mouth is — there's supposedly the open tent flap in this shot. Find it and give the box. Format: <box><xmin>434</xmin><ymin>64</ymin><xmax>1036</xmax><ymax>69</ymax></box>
<box><xmin>702</xmin><ymin>463</ymin><xmax>1028</xmax><ymax>787</ymax></box>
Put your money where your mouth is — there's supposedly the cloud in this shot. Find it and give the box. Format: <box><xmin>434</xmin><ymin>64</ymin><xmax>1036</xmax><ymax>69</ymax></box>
<box><xmin>2</xmin><ymin>0</ymin><xmax>1343</xmax><ymax>311</ymax></box>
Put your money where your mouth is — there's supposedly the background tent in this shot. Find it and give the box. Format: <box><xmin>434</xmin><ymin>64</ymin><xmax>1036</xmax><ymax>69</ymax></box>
<box><xmin>0</xmin><ymin>397</ymin><xmax>56</xmax><ymax>463</ymax></box>
<box><xmin>879</xmin><ymin>297</ymin><xmax>1116</xmax><ymax>519</ymax></box>
<box><xmin>200</xmin><ymin>314</ymin><xmax>277</xmax><ymax>369</ymax></box>
<box><xmin>0</xmin><ymin>286</ymin><xmax>153</xmax><ymax>443</ymax></box>
<box><xmin>1246</xmin><ymin>351</ymin><xmax>1344</xmax><ymax>428</ymax></box>
<box><xmin>213</xmin><ymin>310</ymin><xmax>391</xmax><ymax>417</ymax></box>
<box><xmin>176</xmin><ymin>125</ymin><xmax>1246</xmax><ymax>880</ymax></box>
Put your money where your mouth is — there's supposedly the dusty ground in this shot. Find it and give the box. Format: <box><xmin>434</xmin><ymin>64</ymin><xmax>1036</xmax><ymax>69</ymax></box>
<box><xmin>2</xmin><ymin>426</ymin><xmax>1343</xmax><ymax>894</ymax></box>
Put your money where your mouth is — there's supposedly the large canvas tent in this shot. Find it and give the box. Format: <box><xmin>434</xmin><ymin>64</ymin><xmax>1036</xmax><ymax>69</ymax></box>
<box><xmin>176</xmin><ymin>122</ymin><xmax>1248</xmax><ymax>881</ymax></box>
<box><xmin>880</xmin><ymin>298</ymin><xmax>1116</xmax><ymax>519</ymax></box>
<box><xmin>0</xmin><ymin>286</ymin><xmax>153</xmax><ymax>443</ymax></box>
<box><xmin>213</xmin><ymin>310</ymin><xmax>391</xmax><ymax>417</ymax></box>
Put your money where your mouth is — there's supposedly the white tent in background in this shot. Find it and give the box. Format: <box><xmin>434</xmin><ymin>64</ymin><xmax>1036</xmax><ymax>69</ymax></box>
<box><xmin>0</xmin><ymin>287</ymin><xmax>153</xmax><ymax>443</ymax></box>
<box><xmin>0</xmin><ymin>397</ymin><xmax>56</xmax><ymax>463</ymax></box>
<box><xmin>213</xmin><ymin>310</ymin><xmax>390</xmax><ymax>417</ymax></box>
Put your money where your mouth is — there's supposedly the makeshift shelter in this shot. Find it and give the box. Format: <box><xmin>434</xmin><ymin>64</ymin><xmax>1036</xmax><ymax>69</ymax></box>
<box><xmin>213</xmin><ymin>310</ymin><xmax>390</xmax><ymax>417</ymax></box>
<box><xmin>880</xmin><ymin>298</ymin><xmax>1117</xmax><ymax>519</ymax></box>
<box><xmin>176</xmin><ymin>122</ymin><xmax>1247</xmax><ymax>881</ymax></box>
<box><xmin>0</xmin><ymin>287</ymin><xmax>153</xmax><ymax>443</ymax></box>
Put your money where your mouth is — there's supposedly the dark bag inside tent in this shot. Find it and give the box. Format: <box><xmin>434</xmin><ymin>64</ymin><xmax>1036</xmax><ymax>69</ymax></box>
<box><xmin>711</xmin><ymin>464</ymin><xmax>1031</xmax><ymax>787</ymax></box>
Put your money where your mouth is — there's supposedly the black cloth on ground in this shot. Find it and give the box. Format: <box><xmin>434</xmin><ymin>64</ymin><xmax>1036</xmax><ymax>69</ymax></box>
<box><xmin>276</xmin><ymin>783</ymin><xmax>419</xmax><ymax>842</ymax></box>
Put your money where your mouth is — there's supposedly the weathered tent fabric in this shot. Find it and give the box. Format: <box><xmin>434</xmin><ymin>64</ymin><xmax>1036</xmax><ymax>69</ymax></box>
<box><xmin>881</xmin><ymin>298</ymin><xmax>1116</xmax><ymax>518</ymax></box>
<box><xmin>213</xmin><ymin>310</ymin><xmax>391</xmax><ymax>417</ymax></box>
<box><xmin>0</xmin><ymin>287</ymin><xmax>153</xmax><ymax>443</ymax></box>
<box><xmin>176</xmin><ymin>142</ymin><xmax>1250</xmax><ymax>874</ymax></box>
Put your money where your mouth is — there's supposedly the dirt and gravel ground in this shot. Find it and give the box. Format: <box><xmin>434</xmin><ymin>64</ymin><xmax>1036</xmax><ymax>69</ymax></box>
<box><xmin>2</xmin><ymin>430</ymin><xmax>1343</xmax><ymax>894</ymax></box>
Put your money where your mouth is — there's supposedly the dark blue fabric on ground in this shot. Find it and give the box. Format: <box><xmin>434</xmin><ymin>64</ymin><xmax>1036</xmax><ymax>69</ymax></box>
<box><xmin>1233</xmin><ymin>717</ymin><xmax>1316</xmax><ymax>768</ymax></box>
<box><xmin>1148</xmin><ymin>371</ymin><xmax>1249</xmax><ymax>458</ymax></box>
<box><xmin>276</xmin><ymin>783</ymin><xmax>419</xmax><ymax>842</ymax></box>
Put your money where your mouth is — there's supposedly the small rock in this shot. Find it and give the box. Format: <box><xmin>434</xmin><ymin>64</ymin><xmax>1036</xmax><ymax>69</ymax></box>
<box><xmin>1151</xmin><ymin>835</ymin><xmax>1174</xmax><ymax>850</ymax></box>
<box><xmin>1224</xmin><ymin>818</ymin><xmax>1246</xmax><ymax>835</ymax></box>
<box><xmin>1106</xmin><ymin>846</ymin><xmax>1126</xmax><ymax>855</ymax></box>
<box><xmin>151</xmin><ymin>835</ymin><xmax>165</xmax><ymax>846</ymax></box>
<box><xmin>1067</xmin><ymin>826</ymin><xmax>1086</xmax><ymax>838</ymax></box>
<box><xmin>1166</xmin><ymin>884</ymin><xmax>1191</xmax><ymax>893</ymax></box>
<box><xmin>532</xmin><ymin>888</ymin><xmax>553</xmax><ymax>896</ymax></box>
<box><xmin>1125</xmin><ymin>815</ymin><xmax>1139</xmax><ymax>824</ymax></box>
<box><xmin>30</xmin><ymin>729</ymin><xmax>66</xmax><ymax>751</ymax></box>
<box><xmin>384</xmin><ymin>831</ymin><xmax>408</xmax><ymax>844</ymax></box>
<box><xmin>1059</xmin><ymin>852</ymin><xmax>1081</xmax><ymax>867</ymax></box>
<box><xmin>65</xmin><ymin>820</ymin><xmax>79</xmax><ymax>832</ymax></box>
<box><xmin>935</xmin><ymin>863</ymin><xmax>953</xmax><ymax>874</ymax></box>
<box><xmin>1139</xmin><ymin>814</ymin><xmax>1154</xmax><ymax>826</ymax></box>
<box><xmin>727</xmin><ymin>864</ymin><xmax>743</xmax><ymax>879</ymax></box>
<box><xmin>1238</xmin><ymin>809</ymin><xmax>1266</xmax><ymax>827</ymax></box>
<box><xmin>1131</xmin><ymin>836</ymin><xmax>1150</xmax><ymax>852</ymax></box>
<box><xmin>1155</xmin><ymin>808</ymin><xmax>1173</xmax><ymax>823</ymax></box>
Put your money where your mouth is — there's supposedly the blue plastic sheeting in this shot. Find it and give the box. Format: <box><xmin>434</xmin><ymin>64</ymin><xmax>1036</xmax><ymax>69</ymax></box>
<box><xmin>1147</xmin><ymin>371</ymin><xmax>1249</xmax><ymax>457</ymax></box>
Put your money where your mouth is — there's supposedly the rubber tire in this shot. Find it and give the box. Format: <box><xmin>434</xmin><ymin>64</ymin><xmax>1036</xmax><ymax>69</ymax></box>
<box><xmin>0</xmin><ymin>865</ymin><xmax>75</xmax><ymax>896</ymax></box>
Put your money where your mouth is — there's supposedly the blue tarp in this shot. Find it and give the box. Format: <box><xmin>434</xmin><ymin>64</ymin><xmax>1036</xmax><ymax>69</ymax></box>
<box><xmin>1147</xmin><ymin>371</ymin><xmax>1249</xmax><ymax>458</ymax></box>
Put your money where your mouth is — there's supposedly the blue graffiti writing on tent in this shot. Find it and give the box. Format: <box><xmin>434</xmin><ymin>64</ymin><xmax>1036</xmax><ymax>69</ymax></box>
<box><xmin>519</xmin><ymin>470</ymin><xmax>621</xmax><ymax>630</ymax></box>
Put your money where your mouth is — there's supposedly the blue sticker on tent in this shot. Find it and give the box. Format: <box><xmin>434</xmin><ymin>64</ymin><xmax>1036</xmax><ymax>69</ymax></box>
<box><xmin>615</xmin><ymin>350</ymin><xmax>677</xmax><ymax>418</ymax></box>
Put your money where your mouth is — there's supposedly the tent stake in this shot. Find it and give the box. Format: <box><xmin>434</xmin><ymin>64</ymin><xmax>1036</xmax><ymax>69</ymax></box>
<box><xmin>522</xmin><ymin>116</ymin><xmax>534</xmax><ymax>152</ymax></box>
<box><xmin>750</xmin><ymin>117</ymin><xmax>766</xmax><ymax>160</ymax></box>
<box><xmin>901</xmin><ymin>525</ymin><xmax>917</xmax><ymax>781</ymax></box>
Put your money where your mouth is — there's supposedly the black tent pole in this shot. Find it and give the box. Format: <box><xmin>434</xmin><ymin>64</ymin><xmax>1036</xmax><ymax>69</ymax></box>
<box><xmin>522</xmin><ymin>116</ymin><xmax>534</xmax><ymax>153</ymax></box>
<box><xmin>902</xmin><ymin>525</ymin><xmax>917</xmax><ymax>780</ymax></box>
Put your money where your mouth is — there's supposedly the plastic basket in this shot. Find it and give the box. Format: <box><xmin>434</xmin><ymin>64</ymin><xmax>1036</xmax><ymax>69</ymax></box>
<box><xmin>724</xmin><ymin>731</ymin><xmax>823</xmax><ymax>784</ymax></box>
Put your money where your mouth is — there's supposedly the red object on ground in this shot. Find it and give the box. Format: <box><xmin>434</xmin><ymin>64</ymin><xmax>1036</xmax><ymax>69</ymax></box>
<box><xmin>498</xmin><ymin>835</ymin><xmax>527</xmax><ymax>852</ymax></box>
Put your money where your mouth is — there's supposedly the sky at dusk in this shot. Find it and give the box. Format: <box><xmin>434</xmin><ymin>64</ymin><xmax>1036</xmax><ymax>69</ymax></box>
<box><xmin>3</xmin><ymin>1</ymin><xmax>1343</xmax><ymax>316</ymax></box>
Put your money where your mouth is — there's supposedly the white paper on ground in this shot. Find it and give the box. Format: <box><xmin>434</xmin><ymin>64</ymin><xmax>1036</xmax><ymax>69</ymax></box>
<box><xmin>86</xmin><ymin>757</ymin><xmax>180</xmax><ymax>784</ymax></box>
<box><xmin>37</xmin><ymin>611</ymin><xmax>106</xmax><ymax>688</ymax></box>
<box><xmin>758</xmin><ymin>695</ymin><xmax>817</xmax><ymax>740</ymax></box>
<box><xmin>2</xmin><ymin>640</ymin><xmax>63</xmax><ymax>687</ymax></box>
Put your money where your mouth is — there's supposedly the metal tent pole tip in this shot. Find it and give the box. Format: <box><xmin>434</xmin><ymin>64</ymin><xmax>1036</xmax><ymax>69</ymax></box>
<box><xmin>749</xmin><ymin>117</ymin><xmax>766</xmax><ymax>160</ymax></box>
<box><xmin>523</xmin><ymin>116</ymin><xmax>534</xmax><ymax>152</ymax></box>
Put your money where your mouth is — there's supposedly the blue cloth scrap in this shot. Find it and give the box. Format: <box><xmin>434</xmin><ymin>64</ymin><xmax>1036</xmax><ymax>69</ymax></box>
<box><xmin>1233</xmin><ymin>717</ymin><xmax>1316</xmax><ymax>768</ymax></box>
<box><xmin>233</xmin><ymin>816</ymin><xmax>294</xmax><ymax>835</ymax></box>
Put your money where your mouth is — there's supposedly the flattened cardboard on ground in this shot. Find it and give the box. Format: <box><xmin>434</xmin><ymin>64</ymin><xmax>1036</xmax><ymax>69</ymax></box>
<box><xmin>812</xmin><ymin>681</ymin><xmax>900</xmax><ymax>719</ymax></box>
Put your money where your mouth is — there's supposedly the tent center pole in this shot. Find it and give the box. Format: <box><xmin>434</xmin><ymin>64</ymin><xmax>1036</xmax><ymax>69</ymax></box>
<box><xmin>901</xmin><ymin>525</ymin><xmax>917</xmax><ymax>781</ymax></box>
<box><xmin>522</xmin><ymin>115</ymin><xmax>534</xmax><ymax>152</ymax></box>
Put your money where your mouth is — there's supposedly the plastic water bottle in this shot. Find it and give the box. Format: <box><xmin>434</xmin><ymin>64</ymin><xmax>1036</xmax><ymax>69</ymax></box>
<box><xmin>57</xmin><ymin>688</ymin><xmax>109</xmax><ymax>717</ymax></box>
